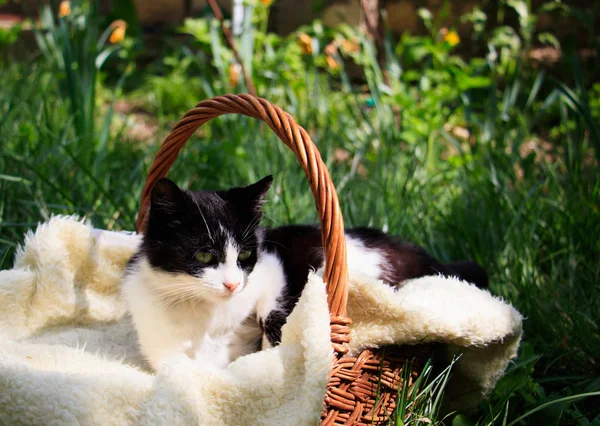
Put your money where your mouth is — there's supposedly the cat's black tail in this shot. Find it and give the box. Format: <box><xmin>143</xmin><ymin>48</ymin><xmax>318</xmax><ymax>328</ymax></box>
<box><xmin>445</xmin><ymin>261</ymin><xmax>489</xmax><ymax>289</ymax></box>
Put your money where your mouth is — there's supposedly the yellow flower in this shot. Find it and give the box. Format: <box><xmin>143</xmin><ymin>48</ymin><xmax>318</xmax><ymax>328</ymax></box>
<box><xmin>229</xmin><ymin>63</ymin><xmax>240</xmax><ymax>87</ymax></box>
<box><xmin>58</xmin><ymin>1</ymin><xmax>71</xmax><ymax>18</ymax></box>
<box><xmin>297</xmin><ymin>32</ymin><xmax>313</xmax><ymax>55</ymax></box>
<box><xmin>109</xmin><ymin>20</ymin><xmax>127</xmax><ymax>44</ymax></box>
<box><xmin>443</xmin><ymin>31</ymin><xmax>460</xmax><ymax>47</ymax></box>
<box><xmin>325</xmin><ymin>55</ymin><xmax>339</xmax><ymax>70</ymax></box>
<box><xmin>260</xmin><ymin>0</ymin><xmax>272</xmax><ymax>5</ymax></box>
<box><xmin>340</xmin><ymin>38</ymin><xmax>360</xmax><ymax>54</ymax></box>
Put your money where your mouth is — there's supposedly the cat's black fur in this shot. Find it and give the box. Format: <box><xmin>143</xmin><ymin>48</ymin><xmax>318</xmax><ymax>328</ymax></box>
<box><xmin>136</xmin><ymin>176</ymin><xmax>273</xmax><ymax>278</ymax></box>
<box><xmin>143</xmin><ymin>175</ymin><xmax>488</xmax><ymax>349</ymax></box>
<box><xmin>260</xmin><ymin>225</ymin><xmax>488</xmax><ymax>346</ymax></box>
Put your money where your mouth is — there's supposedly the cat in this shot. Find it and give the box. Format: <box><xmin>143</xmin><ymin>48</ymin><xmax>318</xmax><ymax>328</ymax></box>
<box><xmin>259</xmin><ymin>225</ymin><xmax>488</xmax><ymax>348</ymax></box>
<box><xmin>121</xmin><ymin>176</ymin><xmax>275</xmax><ymax>370</ymax></box>
<box><xmin>122</xmin><ymin>175</ymin><xmax>488</xmax><ymax>370</ymax></box>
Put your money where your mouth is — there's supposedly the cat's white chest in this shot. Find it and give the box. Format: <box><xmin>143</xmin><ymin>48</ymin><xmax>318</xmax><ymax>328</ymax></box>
<box><xmin>122</xmin><ymin>260</ymin><xmax>257</xmax><ymax>370</ymax></box>
<box><xmin>174</xmin><ymin>305</ymin><xmax>242</xmax><ymax>363</ymax></box>
<box><xmin>164</xmin><ymin>298</ymin><xmax>251</xmax><ymax>368</ymax></box>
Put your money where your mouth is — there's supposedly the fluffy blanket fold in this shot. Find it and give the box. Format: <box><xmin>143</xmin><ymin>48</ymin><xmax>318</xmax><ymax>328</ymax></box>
<box><xmin>0</xmin><ymin>216</ymin><xmax>522</xmax><ymax>425</ymax></box>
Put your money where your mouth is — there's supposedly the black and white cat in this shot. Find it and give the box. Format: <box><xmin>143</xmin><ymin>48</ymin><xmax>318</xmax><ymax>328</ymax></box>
<box><xmin>122</xmin><ymin>176</ymin><xmax>487</xmax><ymax>371</ymax></box>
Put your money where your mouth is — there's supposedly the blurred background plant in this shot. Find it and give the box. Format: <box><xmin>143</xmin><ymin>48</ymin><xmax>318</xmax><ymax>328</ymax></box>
<box><xmin>33</xmin><ymin>0</ymin><xmax>135</xmax><ymax>150</ymax></box>
<box><xmin>0</xmin><ymin>0</ymin><xmax>598</xmax><ymax>424</ymax></box>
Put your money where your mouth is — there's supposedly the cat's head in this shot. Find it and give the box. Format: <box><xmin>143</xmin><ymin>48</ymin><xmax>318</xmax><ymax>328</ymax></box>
<box><xmin>141</xmin><ymin>175</ymin><xmax>273</xmax><ymax>302</ymax></box>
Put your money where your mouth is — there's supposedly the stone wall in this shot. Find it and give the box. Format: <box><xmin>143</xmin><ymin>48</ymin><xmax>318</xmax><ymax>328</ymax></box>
<box><xmin>137</xmin><ymin>0</ymin><xmax>594</xmax><ymax>42</ymax></box>
<box><xmin>1</xmin><ymin>0</ymin><xmax>595</xmax><ymax>42</ymax></box>
<box><xmin>132</xmin><ymin>0</ymin><xmax>479</xmax><ymax>35</ymax></box>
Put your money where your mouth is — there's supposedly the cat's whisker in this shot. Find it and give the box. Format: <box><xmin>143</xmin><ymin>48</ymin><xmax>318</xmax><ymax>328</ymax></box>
<box><xmin>152</xmin><ymin>289</ymin><xmax>195</xmax><ymax>300</ymax></box>
<box><xmin>192</xmin><ymin>244</ymin><xmax>213</xmax><ymax>254</ymax></box>
<box><xmin>192</xmin><ymin>196</ymin><xmax>214</xmax><ymax>243</ymax></box>
<box><xmin>260</xmin><ymin>239</ymin><xmax>290</xmax><ymax>251</ymax></box>
<box><xmin>156</xmin><ymin>290</ymin><xmax>201</xmax><ymax>308</ymax></box>
<box><xmin>155</xmin><ymin>287</ymin><xmax>198</xmax><ymax>299</ymax></box>
<box><xmin>242</xmin><ymin>217</ymin><xmax>260</xmax><ymax>236</ymax></box>
<box><xmin>153</xmin><ymin>291</ymin><xmax>193</xmax><ymax>301</ymax></box>
<box><xmin>240</xmin><ymin>215</ymin><xmax>262</xmax><ymax>243</ymax></box>
<box><xmin>154</xmin><ymin>294</ymin><xmax>194</xmax><ymax>306</ymax></box>
<box><xmin>241</xmin><ymin>233</ymin><xmax>259</xmax><ymax>245</ymax></box>
<box><xmin>153</xmin><ymin>287</ymin><xmax>199</xmax><ymax>301</ymax></box>
<box><xmin>239</xmin><ymin>242</ymin><xmax>258</xmax><ymax>249</ymax></box>
<box><xmin>155</xmin><ymin>281</ymin><xmax>202</xmax><ymax>289</ymax></box>
<box><xmin>244</xmin><ymin>214</ymin><xmax>261</xmax><ymax>233</ymax></box>
<box><xmin>191</xmin><ymin>296</ymin><xmax>203</xmax><ymax>310</ymax></box>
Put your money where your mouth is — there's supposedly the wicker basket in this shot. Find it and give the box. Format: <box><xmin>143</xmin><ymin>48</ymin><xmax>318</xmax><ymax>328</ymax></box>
<box><xmin>135</xmin><ymin>94</ymin><xmax>430</xmax><ymax>425</ymax></box>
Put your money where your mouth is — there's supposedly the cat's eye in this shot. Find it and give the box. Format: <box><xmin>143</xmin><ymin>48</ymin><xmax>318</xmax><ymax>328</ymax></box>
<box><xmin>195</xmin><ymin>252</ymin><xmax>214</xmax><ymax>264</ymax></box>
<box><xmin>238</xmin><ymin>250</ymin><xmax>252</xmax><ymax>261</ymax></box>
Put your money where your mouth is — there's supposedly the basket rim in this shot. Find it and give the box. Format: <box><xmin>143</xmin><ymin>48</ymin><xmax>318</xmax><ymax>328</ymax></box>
<box><xmin>135</xmin><ymin>93</ymin><xmax>350</xmax><ymax>323</ymax></box>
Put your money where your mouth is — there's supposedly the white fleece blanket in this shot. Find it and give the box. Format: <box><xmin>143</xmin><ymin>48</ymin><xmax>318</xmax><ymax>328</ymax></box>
<box><xmin>0</xmin><ymin>216</ymin><xmax>522</xmax><ymax>425</ymax></box>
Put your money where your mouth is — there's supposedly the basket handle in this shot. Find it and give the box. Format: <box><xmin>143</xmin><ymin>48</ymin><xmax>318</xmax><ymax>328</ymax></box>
<box><xmin>136</xmin><ymin>94</ymin><xmax>349</xmax><ymax>324</ymax></box>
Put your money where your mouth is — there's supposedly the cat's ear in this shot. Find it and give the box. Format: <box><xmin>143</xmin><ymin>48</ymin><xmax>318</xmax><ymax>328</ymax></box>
<box><xmin>244</xmin><ymin>175</ymin><xmax>273</xmax><ymax>207</ymax></box>
<box><xmin>150</xmin><ymin>178</ymin><xmax>185</xmax><ymax>212</ymax></box>
<box><xmin>224</xmin><ymin>175</ymin><xmax>273</xmax><ymax>214</ymax></box>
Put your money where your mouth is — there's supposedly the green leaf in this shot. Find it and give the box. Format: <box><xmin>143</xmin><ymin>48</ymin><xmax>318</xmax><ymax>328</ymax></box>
<box><xmin>506</xmin><ymin>392</ymin><xmax>600</xmax><ymax>426</ymax></box>
<box><xmin>507</xmin><ymin>0</ymin><xmax>529</xmax><ymax>20</ymax></box>
<box><xmin>418</xmin><ymin>8</ymin><xmax>433</xmax><ymax>31</ymax></box>
<box><xmin>95</xmin><ymin>46</ymin><xmax>119</xmax><ymax>70</ymax></box>
<box><xmin>452</xmin><ymin>414</ymin><xmax>476</xmax><ymax>426</ymax></box>
<box><xmin>181</xmin><ymin>18</ymin><xmax>212</xmax><ymax>44</ymax></box>
<box><xmin>458</xmin><ymin>75</ymin><xmax>492</xmax><ymax>90</ymax></box>
<box><xmin>0</xmin><ymin>174</ymin><xmax>31</xmax><ymax>185</ymax></box>
<box><xmin>538</xmin><ymin>32</ymin><xmax>560</xmax><ymax>49</ymax></box>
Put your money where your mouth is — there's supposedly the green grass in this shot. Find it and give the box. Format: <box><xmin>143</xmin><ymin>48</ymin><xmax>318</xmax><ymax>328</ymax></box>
<box><xmin>1</xmin><ymin>4</ymin><xmax>599</xmax><ymax>423</ymax></box>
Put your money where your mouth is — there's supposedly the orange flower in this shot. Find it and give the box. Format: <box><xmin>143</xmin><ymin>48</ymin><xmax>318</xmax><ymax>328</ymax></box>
<box><xmin>109</xmin><ymin>20</ymin><xmax>127</xmax><ymax>44</ymax></box>
<box><xmin>324</xmin><ymin>41</ymin><xmax>338</xmax><ymax>56</ymax></box>
<box><xmin>297</xmin><ymin>32</ymin><xmax>313</xmax><ymax>55</ymax></box>
<box><xmin>260</xmin><ymin>0</ymin><xmax>272</xmax><ymax>5</ymax></box>
<box><xmin>340</xmin><ymin>38</ymin><xmax>360</xmax><ymax>54</ymax></box>
<box><xmin>58</xmin><ymin>1</ymin><xmax>71</xmax><ymax>18</ymax></box>
<box><xmin>325</xmin><ymin>55</ymin><xmax>339</xmax><ymax>70</ymax></box>
<box><xmin>229</xmin><ymin>63</ymin><xmax>240</xmax><ymax>87</ymax></box>
<box><xmin>443</xmin><ymin>30</ymin><xmax>460</xmax><ymax>47</ymax></box>
<box><xmin>324</xmin><ymin>41</ymin><xmax>339</xmax><ymax>70</ymax></box>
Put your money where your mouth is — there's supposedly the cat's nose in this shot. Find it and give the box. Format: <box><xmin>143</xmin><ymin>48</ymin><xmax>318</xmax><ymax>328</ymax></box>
<box><xmin>223</xmin><ymin>282</ymin><xmax>240</xmax><ymax>293</ymax></box>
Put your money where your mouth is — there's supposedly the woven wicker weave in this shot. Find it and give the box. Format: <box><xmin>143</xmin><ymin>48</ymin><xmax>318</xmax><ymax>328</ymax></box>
<box><xmin>136</xmin><ymin>94</ymin><xmax>429</xmax><ymax>425</ymax></box>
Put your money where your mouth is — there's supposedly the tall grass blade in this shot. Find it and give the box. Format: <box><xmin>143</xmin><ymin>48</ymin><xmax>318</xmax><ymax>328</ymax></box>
<box><xmin>506</xmin><ymin>392</ymin><xmax>600</xmax><ymax>426</ymax></box>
